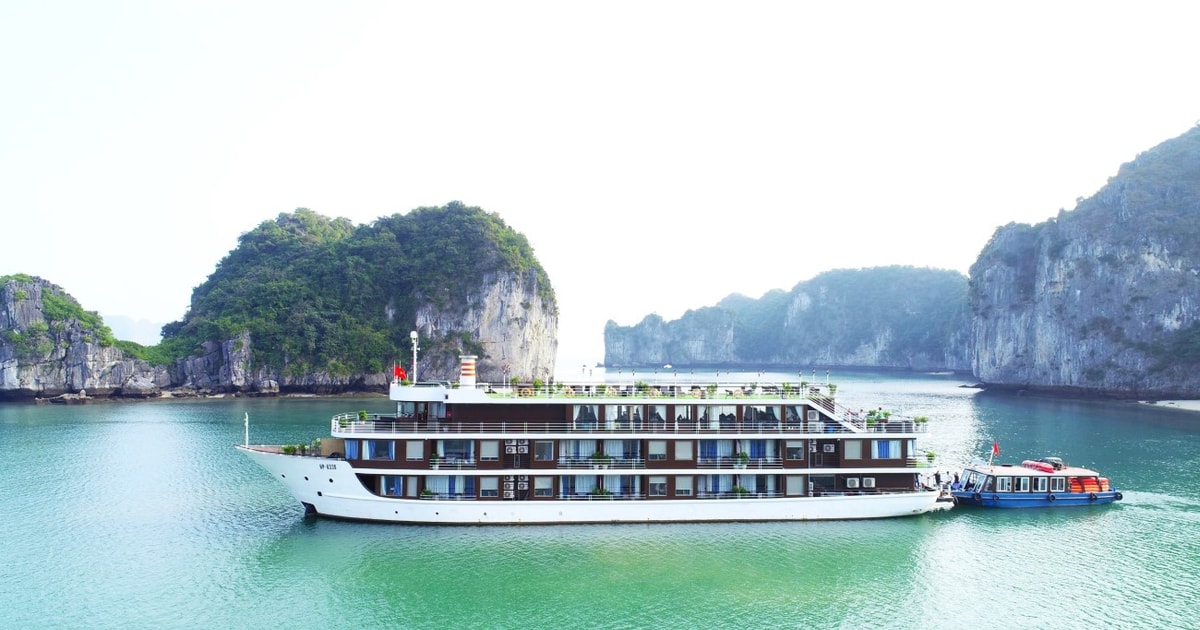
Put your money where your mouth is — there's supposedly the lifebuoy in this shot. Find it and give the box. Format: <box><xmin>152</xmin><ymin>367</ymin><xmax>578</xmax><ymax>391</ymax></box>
<box><xmin>972</xmin><ymin>492</ymin><xmax>982</xmax><ymax>502</ymax></box>
<box><xmin>991</xmin><ymin>494</ymin><xmax>999</xmax><ymax>502</ymax></box>
<box><xmin>1047</xmin><ymin>493</ymin><xmax>1056</xmax><ymax>502</ymax></box>
<box><xmin>1088</xmin><ymin>492</ymin><xmax>1098</xmax><ymax>501</ymax></box>
<box><xmin>1115</xmin><ymin>492</ymin><xmax>1124</xmax><ymax>501</ymax></box>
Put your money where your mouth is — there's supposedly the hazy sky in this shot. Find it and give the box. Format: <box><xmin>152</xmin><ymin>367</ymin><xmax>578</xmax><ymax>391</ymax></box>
<box><xmin>3</xmin><ymin>2</ymin><xmax>1198</xmax><ymax>368</ymax></box>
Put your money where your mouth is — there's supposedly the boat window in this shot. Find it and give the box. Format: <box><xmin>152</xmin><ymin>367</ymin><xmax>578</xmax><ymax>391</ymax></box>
<box><xmin>844</xmin><ymin>440</ymin><xmax>862</xmax><ymax>460</ymax></box>
<box><xmin>745</xmin><ymin>405</ymin><xmax>780</xmax><ymax>428</ymax></box>
<box><xmin>442</xmin><ymin>439</ymin><xmax>474</xmax><ymax>462</ymax></box>
<box><xmin>1017</xmin><ymin>477</ymin><xmax>1030</xmax><ymax>492</ymax></box>
<box><xmin>480</xmin><ymin>440</ymin><xmax>499</xmax><ymax>462</ymax></box>
<box><xmin>1050</xmin><ymin>477</ymin><xmax>1066</xmax><ymax>493</ymax></box>
<box><xmin>572</xmin><ymin>404</ymin><xmax>599</xmax><ymax>429</ymax></box>
<box><xmin>673</xmin><ymin>404</ymin><xmax>693</xmax><ymax>423</ymax></box>
<box><xmin>534</xmin><ymin>441</ymin><xmax>554</xmax><ymax>461</ymax></box>
<box><xmin>534</xmin><ymin>476</ymin><xmax>553</xmax><ymax>497</ymax></box>
<box><xmin>871</xmin><ymin>439</ymin><xmax>901</xmax><ymax>460</ymax></box>
<box><xmin>405</xmin><ymin>440</ymin><xmax>423</xmax><ymax>461</ymax></box>
<box><xmin>647</xmin><ymin>405</ymin><xmax>667</xmax><ymax>427</ymax></box>
<box><xmin>675</xmin><ymin>476</ymin><xmax>693</xmax><ymax>496</ymax></box>
<box><xmin>698</xmin><ymin>440</ymin><xmax>733</xmax><ymax>462</ymax></box>
<box><xmin>982</xmin><ymin>477</ymin><xmax>994</xmax><ymax>492</ymax></box>
<box><xmin>649</xmin><ymin>476</ymin><xmax>668</xmax><ymax>496</ymax></box>
<box><xmin>648</xmin><ymin>440</ymin><xmax>667</xmax><ymax>460</ymax></box>
<box><xmin>605</xmin><ymin>404</ymin><xmax>636</xmax><ymax>429</ymax></box>
<box><xmin>366</xmin><ymin>440</ymin><xmax>395</xmax><ymax>461</ymax></box>
<box><xmin>674</xmin><ymin>440</ymin><xmax>693</xmax><ymax>461</ymax></box>
<box><xmin>480</xmin><ymin>477</ymin><xmax>499</xmax><ymax>497</ymax></box>
<box><xmin>785</xmin><ymin>440</ymin><xmax>806</xmax><ymax>460</ymax></box>
<box><xmin>1032</xmin><ymin>477</ymin><xmax>1047</xmax><ymax>492</ymax></box>
<box><xmin>785</xmin><ymin>475</ymin><xmax>807</xmax><ymax>496</ymax></box>
<box><xmin>397</xmin><ymin>401</ymin><xmax>416</xmax><ymax>417</ymax></box>
<box><xmin>783</xmin><ymin>406</ymin><xmax>803</xmax><ymax>428</ymax></box>
<box><xmin>383</xmin><ymin>475</ymin><xmax>404</xmax><ymax>496</ymax></box>
<box><xmin>996</xmin><ymin>476</ymin><xmax>1012</xmax><ymax>492</ymax></box>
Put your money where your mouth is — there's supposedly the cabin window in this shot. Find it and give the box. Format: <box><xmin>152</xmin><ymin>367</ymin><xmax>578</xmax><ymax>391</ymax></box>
<box><xmin>784</xmin><ymin>406</ymin><xmax>803</xmax><ymax>428</ymax></box>
<box><xmin>1033</xmin><ymin>477</ymin><xmax>1048</xmax><ymax>492</ymax></box>
<box><xmin>1050</xmin><ymin>477</ymin><xmax>1066</xmax><ymax>493</ymax></box>
<box><xmin>871</xmin><ymin>439</ymin><xmax>901</xmax><ymax>460</ymax></box>
<box><xmin>480</xmin><ymin>440</ymin><xmax>499</xmax><ymax>461</ymax></box>
<box><xmin>648</xmin><ymin>441</ymin><xmax>667</xmax><ymax>460</ymax></box>
<box><xmin>405</xmin><ymin>476</ymin><xmax>418</xmax><ymax>497</ymax></box>
<box><xmin>674</xmin><ymin>404</ymin><xmax>693</xmax><ymax>424</ymax></box>
<box><xmin>649</xmin><ymin>476</ymin><xmax>668</xmax><ymax>496</ymax></box>
<box><xmin>606</xmin><ymin>404</ymin><xmax>636</xmax><ymax>429</ymax></box>
<box><xmin>744</xmin><ymin>405</ymin><xmax>780</xmax><ymax>428</ymax></box>
<box><xmin>366</xmin><ymin>440</ymin><xmax>395</xmax><ymax>461</ymax></box>
<box><xmin>786</xmin><ymin>475</ymin><xmax>807</xmax><ymax>496</ymax></box>
<box><xmin>698</xmin><ymin>440</ymin><xmax>733</xmax><ymax>462</ymax></box>
<box><xmin>647</xmin><ymin>405</ymin><xmax>667</xmax><ymax>427</ymax></box>
<box><xmin>572</xmin><ymin>404</ymin><xmax>599</xmax><ymax>429</ymax></box>
<box><xmin>844</xmin><ymin>440</ymin><xmax>862</xmax><ymax>460</ymax></box>
<box><xmin>1016</xmin><ymin>477</ymin><xmax>1030</xmax><ymax>492</ymax></box>
<box><xmin>406</xmin><ymin>441</ymin><xmax>423</xmax><ymax>461</ymax></box>
<box><xmin>674</xmin><ymin>440</ymin><xmax>693</xmax><ymax>461</ymax></box>
<box><xmin>534</xmin><ymin>476</ymin><xmax>553</xmax><ymax>497</ymax></box>
<box><xmin>785</xmin><ymin>441</ymin><xmax>806</xmax><ymax>460</ymax></box>
<box><xmin>675</xmin><ymin>476</ymin><xmax>693</xmax><ymax>496</ymax></box>
<box><xmin>534</xmin><ymin>441</ymin><xmax>554</xmax><ymax>461</ymax></box>
<box><xmin>480</xmin><ymin>476</ymin><xmax>499</xmax><ymax>497</ymax></box>
<box><xmin>383</xmin><ymin>475</ymin><xmax>404</xmax><ymax>496</ymax></box>
<box><xmin>996</xmin><ymin>476</ymin><xmax>1012</xmax><ymax>492</ymax></box>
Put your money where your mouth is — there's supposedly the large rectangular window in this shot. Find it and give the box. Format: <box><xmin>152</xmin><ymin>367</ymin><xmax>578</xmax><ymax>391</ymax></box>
<box><xmin>786</xmin><ymin>475</ymin><xmax>807</xmax><ymax>496</ymax></box>
<box><xmin>480</xmin><ymin>440</ymin><xmax>499</xmax><ymax>461</ymax></box>
<box><xmin>996</xmin><ymin>476</ymin><xmax>1012</xmax><ymax>492</ymax></box>
<box><xmin>1050</xmin><ymin>477</ymin><xmax>1066</xmax><ymax>493</ymax></box>
<box><xmin>534</xmin><ymin>476</ymin><xmax>553</xmax><ymax>497</ymax></box>
<box><xmin>406</xmin><ymin>441</ymin><xmax>423</xmax><ymax>461</ymax></box>
<box><xmin>534</xmin><ymin>441</ymin><xmax>554</xmax><ymax>461</ymax></box>
<box><xmin>786</xmin><ymin>440</ymin><xmax>806</xmax><ymax>460</ymax></box>
<box><xmin>648</xmin><ymin>441</ymin><xmax>667</xmax><ymax>460</ymax></box>
<box><xmin>675</xmin><ymin>476</ymin><xmax>693</xmax><ymax>496</ymax></box>
<box><xmin>844</xmin><ymin>440</ymin><xmax>862</xmax><ymax>460</ymax></box>
<box><xmin>1033</xmin><ymin>477</ymin><xmax>1048</xmax><ymax>492</ymax></box>
<box><xmin>1016</xmin><ymin>477</ymin><xmax>1030</xmax><ymax>492</ymax></box>
<box><xmin>480</xmin><ymin>476</ymin><xmax>499</xmax><ymax>497</ymax></box>
<box><xmin>649</xmin><ymin>476</ymin><xmax>668</xmax><ymax>496</ymax></box>
<box><xmin>871</xmin><ymin>439</ymin><xmax>901</xmax><ymax>459</ymax></box>
<box><xmin>675</xmin><ymin>441</ymin><xmax>693</xmax><ymax>461</ymax></box>
<box><xmin>366</xmin><ymin>440</ymin><xmax>394</xmax><ymax>460</ymax></box>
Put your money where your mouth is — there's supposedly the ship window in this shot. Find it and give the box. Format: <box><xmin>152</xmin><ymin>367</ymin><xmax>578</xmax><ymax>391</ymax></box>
<box><xmin>996</xmin><ymin>476</ymin><xmax>1012</xmax><ymax>492</ymax></box>
<box><xmin>844</xmin><ymin>440</ymin><xmax>862</xmax><ymax>460</ymax></box>
<box><xmin>649</xmin><ymin>476</ymin><xmax>668</xmax><ymax>496</ymax></box>
<box><xmin>648</xmin><ymin>441</ymin><xmax>667</xmax><ymax>460</ymax></box>
<box><xmin>1017</xmin><ymin>477</ymin><xmax>1030</xmax><ymax>492</ymax></box>
<box><xmin>674</xmin><ymin>440</ymin><xmax>693</xmax><ymax>461</ymax></box>
<box><xmin>534</xmin><ymin>441</ymin><xmax>554</xmax><ymax>461</ymax></box>
<box><xmin>871</xmin><ymin>440</ymin><xmax>901</xmax><ymax>459</ymax></box>
<box><xmin>1033</xmin><ymin>477</ymin><xmax>1047</xmax><ymax>492</ymax></box>
<box><xmin>675</xmin><ymin>476</ymin><xmax>693</xmax><ymax>496</ymax></box>
<box><xmin>1050</xmin><ymin>477</ymin><xmax>1066</xmax><ymax>493</ymax></box>
<box><xmin>406</xmin><ymin>476</ymin><xmax>418</xmax><ymax>497</ymax></box>
<box><xmin>573</xmin><ymin>404</ymin><xmax>599</xmax><ymax>429</ymax></box>
<box><xmin>480</xmin><ymin>440</ymin><xmax>499</xmax><ymax>461</ymax></box>
<box><xmin>480</xmin><ymin>476</ymin><xmax>499</xmax><ymax>497</ymax></box>
<box><xmin>786</xmin><ymin>441</ymin><xmax>806</xmax><ymax>460</ymax></box>
<box><xmin>383</xmin><ymin>475</ymin><xmax>404</xmax><ymax>496</ymax></box>
<box><xmin>366</xmin><ymin>440</ymin><xmax>395</xmax><ymax>461</ymax></box>
<box><xmin>674</xmin><ymin>404</ymin><xmax>693</xmax><ymax>422</ymax></box>
<box><xmin>405</xmin><ymin>441</ymin><xmax>423</xmax><ymax>461</ymax></box>
<box><xmin>534</xmin><ymin>476</ymin><xmax>553</xmax><ymax>497</ymax></box>
<box><xmin>786</xmin><ymin>475</ymin><xmax>807</xmax><ymax>496</ymax></box>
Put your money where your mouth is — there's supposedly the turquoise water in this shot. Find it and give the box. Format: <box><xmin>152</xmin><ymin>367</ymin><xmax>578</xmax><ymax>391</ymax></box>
<box><xmin>2</xmin><ymin>372</ymin><xmax>1198</xmax><ymax>629</ymax></box>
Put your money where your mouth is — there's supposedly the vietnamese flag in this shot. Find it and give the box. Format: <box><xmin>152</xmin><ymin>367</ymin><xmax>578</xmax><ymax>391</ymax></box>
<box><xmin>992</xmin><ymin>442</ymin><xmax>1000</xmax><ymax>456</ymax></box>
<box><xmin>394</xmin><ymin>365</ymin><xmax>407</xmax><ymax>380</ymax></box>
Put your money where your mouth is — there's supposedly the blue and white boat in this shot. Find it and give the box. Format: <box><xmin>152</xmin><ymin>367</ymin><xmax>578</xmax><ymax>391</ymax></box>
<box><xmin>952</xmin><ymin>456</ymin><xmax>1123</xmax><ymax>508</ymax></box>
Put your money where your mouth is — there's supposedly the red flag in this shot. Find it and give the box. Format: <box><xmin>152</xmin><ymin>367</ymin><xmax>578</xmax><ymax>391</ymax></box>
<box><xmin>394</xmin><ymin>365</ymin><xmax>407</xmax><ymax>380</ymax></box>
<box><xmin>992</xmin><ymin>442</ymin><xmax>1000</xmax><ymax>456</ymax></box>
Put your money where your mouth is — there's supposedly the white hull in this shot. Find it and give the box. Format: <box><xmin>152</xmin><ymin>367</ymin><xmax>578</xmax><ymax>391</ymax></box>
<box><xmin>238</xmin><ymin>446</ymin><xmax>943</xmax><ymax>524</ymax></box>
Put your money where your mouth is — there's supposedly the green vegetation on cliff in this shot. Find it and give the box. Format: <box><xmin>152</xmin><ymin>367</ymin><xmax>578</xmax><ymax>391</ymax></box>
<box><xmin>159</xmin><ymin>202</ymin><xmax>553</xmax><ymax>374</ymax></box>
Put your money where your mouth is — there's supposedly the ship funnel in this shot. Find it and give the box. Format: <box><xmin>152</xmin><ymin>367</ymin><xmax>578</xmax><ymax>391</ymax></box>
<box><xmin>459</xmin><ymin>355</ymin><xmax>477</xmax><ymax>388</ymax></box>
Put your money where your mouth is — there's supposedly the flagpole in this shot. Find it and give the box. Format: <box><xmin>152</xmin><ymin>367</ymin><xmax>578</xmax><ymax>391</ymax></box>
<box><xmin>244</xmin><ymin>412</ymin><xmax>249</xmax><ymax>447</ymax></box>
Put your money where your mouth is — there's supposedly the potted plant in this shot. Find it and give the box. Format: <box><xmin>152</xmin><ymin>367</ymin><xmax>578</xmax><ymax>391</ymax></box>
<box><xmin>706</xmin><ymin>384</ymin><xmax>718</xmax><ymax>399</ymax></box>
<box><xmin>737</xmin><ymin>452</ymin><xmax>750</xmax><ymax>468</ymax></box>
<box><xmin>590</xmin><ymin>451</ymin><xmax>610</xmax><ymax>469</ymax></box>
<box><xmin>732</xmin><ymin>485</ymin><xmax>750</xmax><ymax>497</ymax></box>
<box><xmin>281</xmin><ymin>444</ymin><xmax>297</xmax><ymax>455</ymax></box>
<box><xmin>828</xmin><ymin>384</ymin><xmax>838</xmax><ymax>396</ymax></box>
<box><xmin>420</xmin><ymin>488</ymin><xmax>434</xmax><ymax>498</ymax></box>
<box><xmin>429</xmin><ymin>452</ymin><xmax>441</xmax><ymax>469</ymax></box>
<box><xmin>926</xmin><ymin>450</ymin><xmax>936</xmax><ymax>464</ymax></box>
<box><xmin>357</xmin><ymin>409</ymin><xmax>369</xmax><ymax>423</ymax></box>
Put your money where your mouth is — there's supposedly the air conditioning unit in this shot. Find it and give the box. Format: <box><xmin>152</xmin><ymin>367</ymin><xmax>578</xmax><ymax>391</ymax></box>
<box><xmin>862</xmin><ymin>477</ymin><xmax>876</xmax><ymax>488</ymax></box>
<box><xmin>807</xmin><ymin>410</ymin><xmax>819</xmax><ymax>421</ymax></box>
<box><xmin>823</xmin><ymin>444</ymin><xmax>836</xmax><ymax>453</ymax></box>
<box><xmin>846</xmin><ymin>478</ymin><xmax>860</xmax><ymax>489</ymax></box>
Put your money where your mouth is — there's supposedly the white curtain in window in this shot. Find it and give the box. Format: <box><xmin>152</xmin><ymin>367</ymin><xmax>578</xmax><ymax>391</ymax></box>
<box><xmin>717</xmin><ymin>440</ymin><xmax>733</xmax><ymax>457</ymax></box>
<box><xmin>605</xmin><ymin>439</ymin><xmax>623</xmax><ymax>458</ymax></box>
<box><xmin>605</xmin><ymin>474</ymin><xmax>620</xmax><ymax>494</ymax></box>
<box><xmin>575</xmin><ymin>475</ymin><xmax>596</xmax><ymax>494</ymax></box>
<box><xmin>427</xmin><ymin>476</ymin><xmax>449</xmax><ymax>493</ymax></box>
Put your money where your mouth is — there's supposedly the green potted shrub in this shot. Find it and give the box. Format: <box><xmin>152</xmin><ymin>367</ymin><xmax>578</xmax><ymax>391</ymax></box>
<box><xmin>429</xmin><ymin>452</ymin><xmax>441</xmax><ymax>469</ymax></box>
<box><xmin>357</xmin><ymin>409</ymin><xmax>369</xmax><ymax>423</ymax></box>
<box><xmin>732</xmin><ymin>485</ymin><xmax>750</xmax><ymax>497</ymax></box>
<box><xmin>737</xmin><ymin>452</ymin><xmax>750</xmax><ymax>468</ymax></box>
<box><xmin>420</xmin><ymin>488</ymin><xmax>434</xmax><ymax>498</ymax></box>
<box><xmin>281</xmin><ymin>444</ymin><xmax>297</xmax><ymax>455</ymax></box>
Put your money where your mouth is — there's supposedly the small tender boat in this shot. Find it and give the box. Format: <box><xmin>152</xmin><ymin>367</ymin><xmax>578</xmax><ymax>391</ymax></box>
<box><xmin>951</xmin><ymin>456</ymin><xmax>1123</xmax><ymax>508</ymax></box>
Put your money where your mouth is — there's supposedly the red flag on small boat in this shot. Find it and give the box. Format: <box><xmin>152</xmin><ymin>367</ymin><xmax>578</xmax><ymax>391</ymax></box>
<box><xmin>992</xmin><ymin>441</ymin><xmax>1000</xmax><ymax>456</ymax></box>
<box><xmin>394</xmin><ymin>365</ymin><xmax>407</xmax><ymax>380</ymax></box>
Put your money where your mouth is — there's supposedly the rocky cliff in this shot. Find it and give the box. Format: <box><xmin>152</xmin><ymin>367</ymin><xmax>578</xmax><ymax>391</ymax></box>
<box><xmin>605</xmin><ymin>266</ymin><xmax>971</xmax><ymax>371</ymax></box>
<box><xmin>0</xmin><ymin>276</ymin><xmax>171</xmax><ymax>400</ymax></box>
<box><xmin>970</xmin><ymin>125</ymin><xmax>1200</xmax><ymax>397</ymax></box>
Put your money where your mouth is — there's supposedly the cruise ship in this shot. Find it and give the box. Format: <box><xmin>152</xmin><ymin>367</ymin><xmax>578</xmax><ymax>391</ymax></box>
<box><xmin>237</xmin><ymin>356</ymin><xmax>946</xmax><ymax>523</ymax></box>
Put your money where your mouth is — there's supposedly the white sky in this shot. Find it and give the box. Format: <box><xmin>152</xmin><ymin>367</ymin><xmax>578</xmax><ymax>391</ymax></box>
<box><xmin>2</xmin><ymin>2</ymin><xmax>1198</xmax><ymax>368</ymax></box>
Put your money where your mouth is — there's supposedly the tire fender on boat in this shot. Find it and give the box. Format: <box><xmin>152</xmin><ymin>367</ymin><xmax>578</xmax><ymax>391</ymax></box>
<box><xmin>991</xmin><ymin>494</ymin><xmax>999</xmax><ymax>502</ymax></box>
<box><xmin>1088</xmin><ymin>492</ymin><xmax>1098</xmax><ymax>501</ymax></box>
<box><xmin>1115</xmin><ymin>492</ymin><xmax>1124</xmax><ymax>501</ymax></box>
<box><xmin>1047</xmin><ymin>493</ymin><xmax>1056</xmax><ymax>502</ymax></box>
<box><xmin>972</xmin><ymin>492</ymin><xmax>981</xmax><ymax>502</ymax></box>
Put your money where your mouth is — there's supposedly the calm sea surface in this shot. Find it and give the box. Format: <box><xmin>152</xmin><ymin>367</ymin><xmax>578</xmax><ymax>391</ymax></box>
<box><xmin>2</xmin><ymin>370</ymin><xmax>1198</xmax><ymax>629</ymax></box>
